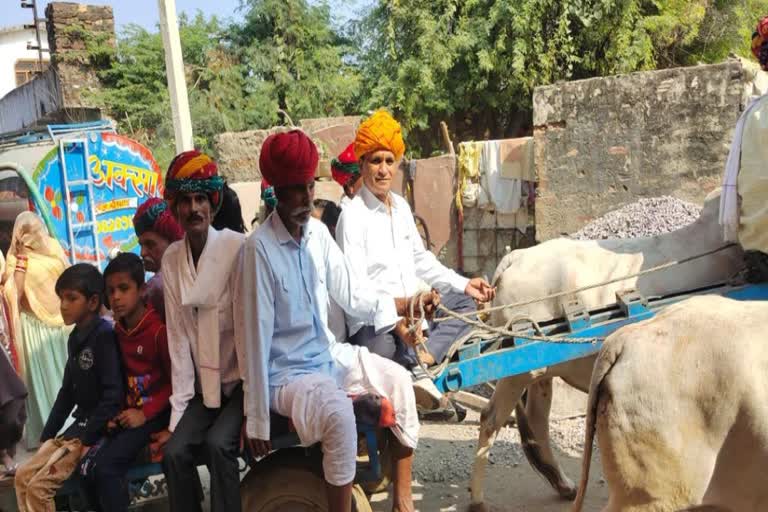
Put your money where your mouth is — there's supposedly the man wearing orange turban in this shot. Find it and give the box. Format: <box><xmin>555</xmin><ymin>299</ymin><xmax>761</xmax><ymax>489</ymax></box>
<box><xmin>336</xmin><ymin>109</ymin><xmax>495</xmax><ymax>422</ymax></box>
<box><xmin>238</xmin><ymin>130</ymin><xmax>430</xmax><ymax>512</ymax></box>
<box><xmin>353</xmin><ymin>109</ymin><xmax>406</xmax><ymax>161</ymax></box>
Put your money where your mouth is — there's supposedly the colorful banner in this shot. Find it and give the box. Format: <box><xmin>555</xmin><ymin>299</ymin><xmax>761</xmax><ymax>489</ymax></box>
<box><xmin>32</xmin><ymin>132</ymin><xmax>163</xmax><ymax>271</ymax></box>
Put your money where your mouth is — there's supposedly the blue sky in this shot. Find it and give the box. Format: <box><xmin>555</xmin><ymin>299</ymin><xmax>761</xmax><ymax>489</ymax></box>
<box><xmin>5</xmin><ymin>1</ymin><xmax>366</xmax><ymax>32</ymax></box>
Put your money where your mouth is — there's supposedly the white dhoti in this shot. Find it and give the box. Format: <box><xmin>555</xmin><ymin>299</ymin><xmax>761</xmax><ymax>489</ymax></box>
<box><xmin>332</xmin><ymin>342</ymin><xmax>419</xmax><ymax>450</ymax></box>
<box><xmin>270</xmin><ymin>344</ymin><xmax>419</xmax><ymax>485</ymax></box>
<box><xmin>271</xmin><ymin>373</ymin><xmax>357</xmax><ymax>486</ymax></box>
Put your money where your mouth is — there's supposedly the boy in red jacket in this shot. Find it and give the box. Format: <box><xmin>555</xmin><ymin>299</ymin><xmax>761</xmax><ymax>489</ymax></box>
<box><xmin>79</xmin><ymin>252</ymin><xmax>172</xmax><ymax>512</ymax></box>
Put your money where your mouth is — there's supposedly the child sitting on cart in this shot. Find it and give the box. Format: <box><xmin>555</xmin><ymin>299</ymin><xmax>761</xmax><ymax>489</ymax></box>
<box><xmin>14</xmin><ymin>264</ymin><xmax>124</xmax><ymax>512</ymax></box>
<box><xmin>79</xmin><ymin>252</ymin><xmax>172</xmax><ymax>512</ymax></box>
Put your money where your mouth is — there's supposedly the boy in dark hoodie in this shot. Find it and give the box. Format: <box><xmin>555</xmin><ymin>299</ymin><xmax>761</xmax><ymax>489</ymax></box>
<box><xmin>79</xmin><ymin>252</ymin><xmax>172</xmax><ymax>512</ymax></box>
<box><xmin>15</xmin><ymin>264</ymin><xmax>123</xmax><ymax>512</ymax></box>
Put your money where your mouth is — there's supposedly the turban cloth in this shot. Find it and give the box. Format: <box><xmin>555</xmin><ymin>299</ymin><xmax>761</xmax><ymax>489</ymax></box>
<box><xmin>353</xmin><ymin>109</ymin><xmax>405</xmax><ymax>161</ymax></box>
<box><xmin>164</xmin><ymin>150</ymin><xmax>224</xmax><ymax>212</ymax></box>
<box><xmin>330</xmin><ymin>143</ymin><xmax>360</xmax><ymax>187</ymax></box>
<box><xmin>752</xmin><ymin>16</ymin><xmax>768</xmax><ymax>69</ymax></box>
<box><xmin>260</xmin><ymin>178</ymin><xmax>278</xmax><ymax>209</ymax></box>
<box><xmin>133</xmin><ymin>198</ymin><xmax>184</xmax><ymax>242</ymax></box>
<box><xmin>259</xmin><ymin>130</ymin><xmax>318</xmax><ymax>188</ymax></box>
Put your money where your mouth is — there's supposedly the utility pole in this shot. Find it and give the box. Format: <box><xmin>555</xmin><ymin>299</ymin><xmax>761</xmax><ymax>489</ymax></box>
<box><xmin>21</xmin><ymin>0</ymin><xmax>48</xmax><ymax>74</ymax></box>
<box><xmin>157</xmin><ymin>0</ymin><xmax>194</xmax><ymax>153</ymax></box>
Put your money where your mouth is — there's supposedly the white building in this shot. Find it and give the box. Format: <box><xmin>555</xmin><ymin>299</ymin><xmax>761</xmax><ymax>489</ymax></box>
<box><xmin>0</xmin><ymin>24</ymin><xmax>49</xmax><ymax>100</ymax></box>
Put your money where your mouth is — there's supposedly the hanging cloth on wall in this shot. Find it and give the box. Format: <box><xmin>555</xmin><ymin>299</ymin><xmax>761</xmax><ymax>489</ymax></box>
<box><xmin>479</xmin><ymin>140</ymin><xmax>523</xmax><ymax>214</ymax></box>
<box><xmin>456</xmin><ymin>141</ymin><xmax>482</xmax><ymax>211</ymax></box>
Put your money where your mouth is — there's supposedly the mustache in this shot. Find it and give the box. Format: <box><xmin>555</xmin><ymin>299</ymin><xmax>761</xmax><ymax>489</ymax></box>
<box><xmin>291</xmin><ymin>207</ymin><xmax>312</xmax><ymax>217</ymax></box>
<box><xmin>186</xmin><ymin>213</ymin><xmax>204</xmax><ymax>223</ymax></box>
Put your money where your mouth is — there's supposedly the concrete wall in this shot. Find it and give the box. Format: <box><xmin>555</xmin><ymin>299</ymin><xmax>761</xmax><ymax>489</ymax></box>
<box><xmin>46</xmin><ymin>2</ymin><xmax>115</xmax><ymax>108</ymax></box>
<box><xmin>214</xmin><ymin>116</ymin><xmax>361</xmax><ymax>183</ymax></box>
<box><xmin>533</xmin><ymin>59</ymin><xmax>765</xmax><ymax>241</ymax></box>
<box><xmin>0</xmin><ymin>25</ymin><xmax>50</xmax><ymax>99</ymax></box>
<box><xmin>0</xmin><ymin>68</ymin><xmax>60</xmax><ymax>133</ymax></box>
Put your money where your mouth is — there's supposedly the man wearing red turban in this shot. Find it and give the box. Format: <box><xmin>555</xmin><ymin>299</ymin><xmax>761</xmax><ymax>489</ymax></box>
<box><xmin>237</xmin><ymin>130</ymin><xmax>428</xmax><ymax>512</ymax></box>
<box><xmin>331</xmin><ymin>142</ymin><xmax>364</xmax><ymax>206</ymax></box>
<box><xmin>158</xmin><ymin>150</ymin><xmax>246</xmax><ymax>512</ymax></box>
<box><xmin>133</xmin><ymin>198</ymin><xmax>183</xmax><ymax>322</ymax></box>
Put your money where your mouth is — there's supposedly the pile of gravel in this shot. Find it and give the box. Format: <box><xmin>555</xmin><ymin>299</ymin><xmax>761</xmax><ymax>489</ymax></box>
<box><xmin>570</xmin><ymin>196</ymin><xmax>702</xmax><ymax>240</ymax></box>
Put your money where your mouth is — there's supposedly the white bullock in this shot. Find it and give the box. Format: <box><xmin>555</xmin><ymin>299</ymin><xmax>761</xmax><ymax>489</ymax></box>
<box><xmin>470</xmin><ymin>190</ymin><xmax>744</xmax><ymax>510</ymax></box>
<box><xmin>572</xmin><ymin>295</ymin><xmax>768</xmax><ymax>512</ymax></box>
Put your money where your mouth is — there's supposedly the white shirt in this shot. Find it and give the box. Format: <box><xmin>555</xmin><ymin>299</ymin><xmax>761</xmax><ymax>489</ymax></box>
<box><xmin>238</xmin><ymin>213</ymin><xmax>399</xmax><ymax>440</ymax></box>
<box><xmin>336</xmin><ymin>184</ymin><xmax>469</xmax><ymax>335</ymax></box>
<box><xmin>163</xmin><ymin>230</ymin><xmax>244</xmax><ymax>431</ymax></box>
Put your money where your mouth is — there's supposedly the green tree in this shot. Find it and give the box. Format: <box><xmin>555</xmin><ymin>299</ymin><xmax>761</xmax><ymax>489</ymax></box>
<box><xmin>231</xmin><ymin>0</ymin><xmax>362</xmax><ymax>126</ymax></box>
<box><xmin>92</xmin><ymin>13</ymin><xmax>260</xmax><ymax>169</ymax></box>
<box><xmin>354</xmin><ymin>0</ymin><xmax>768</xmax><ymax>156</ymax></box>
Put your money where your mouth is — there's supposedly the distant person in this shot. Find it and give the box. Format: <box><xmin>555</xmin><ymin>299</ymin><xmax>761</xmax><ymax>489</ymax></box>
<box><xmin>311</xmin><ymin>199</ymin><xmax>342</xmax><ymax>238</ymax></box>
<box><xmin>213</xmin><ymin>182</ymin><xmax>246</xmax><ymax>234</ymax></box>
<box><xmin>331</xmin><ymin>143</ymin><xmax>364</xmax><ymax>206</ymax></box>
<box><xmin>133</xmin><ymin>198</ymin><xmax>183</xmax><ymax>322</ymax></box>
<box><xmin>14</xmin><ymin>264</ymin><xmax>123</xmax><ymax>512</ymax></box>
<box><xmin>258</xmin><ymin>178</ymin><xmax>277</xmax><ymax>224</ymax></box>
<box><xmin>0</xmin><ymin>341</ymin><xmax>26</xmax><ymax>477</ymax></box>
<box><xmin>2</xmin><ymin>212</ymin><xmax>71</xmax><ymax>445</ymax></box>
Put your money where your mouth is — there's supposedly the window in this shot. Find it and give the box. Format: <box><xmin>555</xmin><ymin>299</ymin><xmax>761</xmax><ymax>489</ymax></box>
<box><xmin>14</xmin><ymin>59</ymin><xmax>50</xmax><ymax>87</ymax></box>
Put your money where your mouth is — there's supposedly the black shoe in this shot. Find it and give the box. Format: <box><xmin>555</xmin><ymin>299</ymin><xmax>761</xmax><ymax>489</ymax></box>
<box><xmin>416</xmin><ymin>396</ymin><xmax>466</xmax><ymax>423</ymax></box>
<box><xmin>417</xmin><ymin>406</ymin><xmax>457</xmax><ymax>422</ymax></box>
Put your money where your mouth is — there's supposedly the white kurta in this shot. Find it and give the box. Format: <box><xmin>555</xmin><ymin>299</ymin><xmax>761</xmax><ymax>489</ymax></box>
<box><xmin>163</xmin><ymin>227</ymin><xmax>245</xmax><ymax>431</ymax></box>
<box><xmin>336</xmin><ymin>184</ymin><xmax>469</xmax><ymax>336</ymax></box>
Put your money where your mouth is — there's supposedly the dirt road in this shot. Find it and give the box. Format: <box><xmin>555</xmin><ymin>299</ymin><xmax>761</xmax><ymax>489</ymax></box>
<box><xmin>369</xmin><ymin>407</ymin><xmax>608</xmax><ymax>512</ymax></box>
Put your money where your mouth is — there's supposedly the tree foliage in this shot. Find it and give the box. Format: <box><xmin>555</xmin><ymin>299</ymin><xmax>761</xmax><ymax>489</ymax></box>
<box><xmin>354</xmin><ymin>0</ymin><xmax>768</xmax><ymax>155</ymax></box>
<box><xmin>92</xmin><ymin>13</ymin><xmax>258</xmax><ymax>168</ymax></box>
<box><xmin>231</xmin><ymin>0</ymin><xmax>362</xmax><ymax>126</ymax></box>
<box><xmin>88</xmin><ymin>0</ymin><xmax>768</xmax><ymax>161</ymax></box>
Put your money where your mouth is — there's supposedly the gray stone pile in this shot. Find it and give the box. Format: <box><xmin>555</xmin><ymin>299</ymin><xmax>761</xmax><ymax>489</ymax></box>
<box><xmin>570</xmin><ymin>196</ymin><xmax>702</xmax><ymax>240</ymax></box>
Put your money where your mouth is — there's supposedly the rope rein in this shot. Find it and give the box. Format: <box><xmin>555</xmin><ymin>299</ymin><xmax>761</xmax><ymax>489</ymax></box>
<box><xmin>432</xmin><ymin>243</ymin><xmax>737</xmax><ymax>324</ymax></box>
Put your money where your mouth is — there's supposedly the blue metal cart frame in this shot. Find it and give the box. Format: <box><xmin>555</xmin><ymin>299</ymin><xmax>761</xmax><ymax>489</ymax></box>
<box><xmin>433</xmin><ymin>282</ymin><xmax>768</xmax><ymax>394</ymax></box>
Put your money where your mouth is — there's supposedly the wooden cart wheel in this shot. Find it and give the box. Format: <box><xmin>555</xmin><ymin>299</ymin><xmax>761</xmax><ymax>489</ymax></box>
<box><xmin>241</xmin><ymin>465</ymin><xmax>372</xmax><ymax>512</ymax></box>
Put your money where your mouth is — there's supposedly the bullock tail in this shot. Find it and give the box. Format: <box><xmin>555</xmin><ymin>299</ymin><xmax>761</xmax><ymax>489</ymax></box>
<box><xmin>570</xmin><ymin>334</ymin><xmax>627</xmax><ymax>512</ymax></box>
